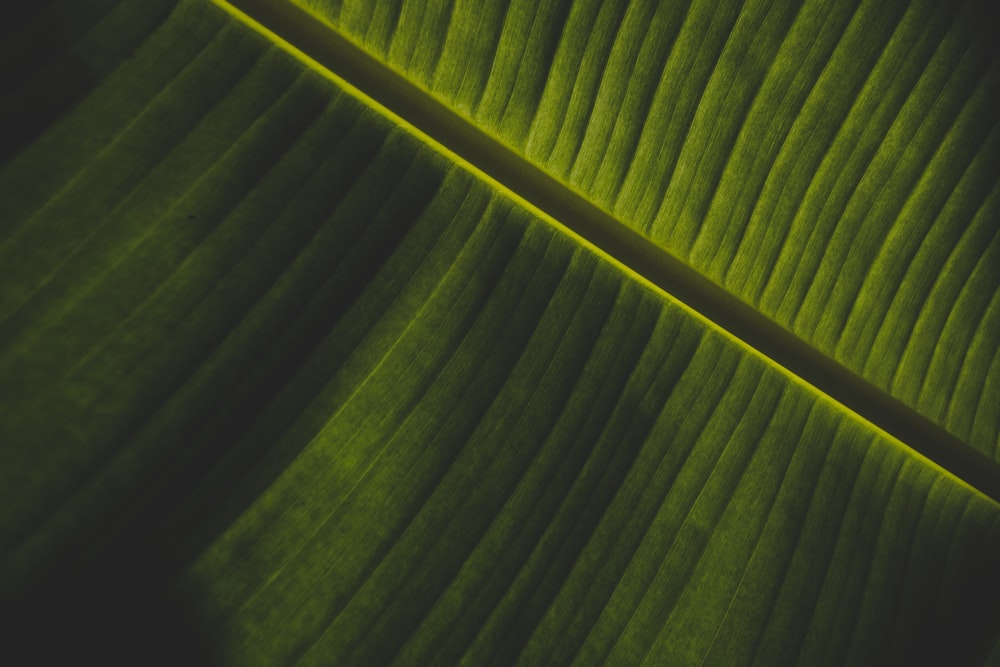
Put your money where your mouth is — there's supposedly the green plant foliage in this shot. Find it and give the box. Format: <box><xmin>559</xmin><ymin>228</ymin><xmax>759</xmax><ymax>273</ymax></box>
<box><xmin>1</xmin><ymin>1</ymin><xmax>998</xmax><ymax>666</ymax></box>
<box><xmin>299</xmin><ymin>0</ymin><xmax>1000</xmax><ymax>458</ymax></box>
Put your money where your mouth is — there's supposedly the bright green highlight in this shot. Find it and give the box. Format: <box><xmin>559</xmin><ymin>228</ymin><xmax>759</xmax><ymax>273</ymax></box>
<box><xmin>295</xmin><ymin>0</ymin><xmax>1000</xmax><ymax>458</ymax></box>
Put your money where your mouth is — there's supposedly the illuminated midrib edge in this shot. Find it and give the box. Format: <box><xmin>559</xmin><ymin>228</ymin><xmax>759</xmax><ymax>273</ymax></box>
<box><xmin>211</xmin><ymin>0</ymin><xmax>1000</xmax><ymax>504</ymax></box>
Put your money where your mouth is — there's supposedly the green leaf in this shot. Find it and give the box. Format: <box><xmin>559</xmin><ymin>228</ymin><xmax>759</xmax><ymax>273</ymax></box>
<box><xmin>293</xmin><ymin>0</ymin><xmax>1000</xmax><ymax>458</ymax></box>
<box><xmin>1</xmin><ymin>0</ymin><xmax>998</xmax><ymax>665</ymax></box>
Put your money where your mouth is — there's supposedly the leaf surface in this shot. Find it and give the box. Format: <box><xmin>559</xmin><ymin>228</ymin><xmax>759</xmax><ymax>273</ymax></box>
<box><xmin>1</xmin><ymin>1</ymin><xmax>998</xmax><ymax>665</ymax></box>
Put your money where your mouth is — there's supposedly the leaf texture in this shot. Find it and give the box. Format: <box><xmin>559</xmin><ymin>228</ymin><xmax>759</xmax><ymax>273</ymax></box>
<box><xmin>296</xmin><ymin>0</ymin><xmax>1000</xmax><ymax>458</ymax></box>
<box><xmin>0</xmin><ymin>1</ymin><xmax>998</xmax><ymax>666</ymax></box>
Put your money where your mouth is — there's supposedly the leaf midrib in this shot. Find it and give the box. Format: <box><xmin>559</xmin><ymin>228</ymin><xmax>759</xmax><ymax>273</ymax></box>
<box><xmin>215</xmin><ymin>0</ymin><xmax>1000</xmax><ymax>502</ymax></box>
